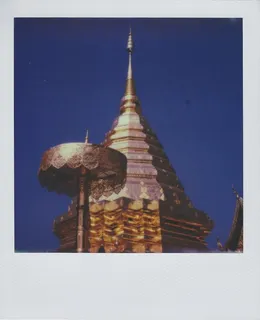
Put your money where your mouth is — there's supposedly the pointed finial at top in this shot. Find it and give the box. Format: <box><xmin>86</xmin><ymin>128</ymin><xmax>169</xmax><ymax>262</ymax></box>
<box><xmin>125</xmin><ymin>28</ymin><xmax>135</xmax><ymax>95</ymax></box>
<box><xmin>85</xmin><ymin>129</ymin><xmax>89</xmax><ymax>144</ymax></box>
<box><xmin>127</xmin><ymin>27</ymin><xmax>133</xmax><ymax>53</ymax></box>
<box><xmin>232</xmin><ymin>185</ymin><xmax>240</xmax><ymax>199</ymax></box>
<box><xmin>120</xmin><ymin>27</ymin><xmax>141</xmax><ymax>115</ymax></box>
<box><xmin>217</xmin><ymin>237</ymin><xmax>224</xmax><ymax>251</ymax></box>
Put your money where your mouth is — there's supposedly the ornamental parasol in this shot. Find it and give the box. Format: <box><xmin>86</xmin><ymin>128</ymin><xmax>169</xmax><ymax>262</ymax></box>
<box><xmin>38</xmin><ymin>133</ymin><xmax>127</xmax><ymax>253</ymax></box>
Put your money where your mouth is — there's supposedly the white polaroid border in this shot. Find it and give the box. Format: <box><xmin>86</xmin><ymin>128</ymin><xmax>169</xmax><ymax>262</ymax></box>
<box><xmin>1</xmin><ymin>0</ymin><xmax>260</xmax><ymax>319</ymax></box>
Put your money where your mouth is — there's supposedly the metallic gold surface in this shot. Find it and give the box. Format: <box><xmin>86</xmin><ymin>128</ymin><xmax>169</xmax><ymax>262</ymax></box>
<box><xmin>53</xmin><ymin>29</ymin><xmax>214</xmax><ymax>253</ymax></box>
<box><xmin>39</xmin><ymin>139</ymin><xmax>127</xmax><ymax>253</ymax></box>
<box><xmin>121</xmin><ymin>29</ymin><xmax>138</xmax><ymax>113</ymax></box>
<box><xmin>38</xmin><ymin>142</ymin><xmax>127</xmax><ymax>199</ymax></box>
<box><xmin>85</xmin><ymin>198</ymin><xmax>163</xmax><ymax>253</ymax></box>
<box><xmin>100</xmin><ymin>30</ymin><xmax>213</xmax><ymax>251</ymax></box>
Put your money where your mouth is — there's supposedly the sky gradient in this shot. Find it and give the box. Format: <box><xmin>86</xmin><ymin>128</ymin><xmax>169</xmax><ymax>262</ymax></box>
<box><xmin>14</xmin><ymin>18</ymin><xmax>243</xmax><ymax>252</ymax></box>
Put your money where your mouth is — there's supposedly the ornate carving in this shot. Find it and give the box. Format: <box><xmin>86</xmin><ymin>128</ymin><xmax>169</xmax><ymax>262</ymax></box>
<box><xmin>52</xmin><ymin>29</ymin><xmax>214</xmax><ymax>253</ymax></box>
<box><xmin>38</xmin><ymin>142</ymin><xmax>127</xmax><ymax>200</ymax></box>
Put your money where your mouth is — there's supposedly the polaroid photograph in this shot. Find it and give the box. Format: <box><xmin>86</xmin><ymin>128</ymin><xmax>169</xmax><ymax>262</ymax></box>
<box><xmin>1</xmin><ymin>0</ymin><xmax>259</xmax><ymax>319</ymax></box>
<box><xmin>15</xmin><ymin>17</ymin><xmax>243</xmax><ymax>254</ymax></box>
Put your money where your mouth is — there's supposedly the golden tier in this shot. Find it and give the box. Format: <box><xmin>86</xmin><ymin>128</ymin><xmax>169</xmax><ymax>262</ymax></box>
<box><xmin>53</xmin><ymin>29</ymin><xmax>214</xmax><ymax>253</ymax></box>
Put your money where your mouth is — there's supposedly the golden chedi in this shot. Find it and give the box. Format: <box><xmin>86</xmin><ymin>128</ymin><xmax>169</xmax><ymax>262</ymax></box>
<box><xmin>53</xmin><ymin>29</ymin><xmax>214</xmax><ymax>253</ymax></box>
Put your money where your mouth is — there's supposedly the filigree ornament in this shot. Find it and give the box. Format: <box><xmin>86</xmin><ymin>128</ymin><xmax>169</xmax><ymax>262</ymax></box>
<box><xmin>38</xmin><ymin>142</ymin><xmax>127</xmax><ymax>199</ymax></box>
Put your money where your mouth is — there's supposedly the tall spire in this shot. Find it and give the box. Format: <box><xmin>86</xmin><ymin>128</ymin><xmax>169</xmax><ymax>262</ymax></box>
<box><xmin>125</xmin><ymin>28</ymin><xmax>136</xmax><ymax>96</ymax></box>
<box><xmin>120</xmin><ymin>28</ymin><xmax>141</xmax><ymax>115</ymax></box>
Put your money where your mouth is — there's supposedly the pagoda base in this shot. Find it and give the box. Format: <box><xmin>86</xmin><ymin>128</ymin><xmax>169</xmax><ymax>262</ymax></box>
<box><xmin>53</xmin><ymin>198</ymin><xmax>213</xmax><ymax>253</ymax></box>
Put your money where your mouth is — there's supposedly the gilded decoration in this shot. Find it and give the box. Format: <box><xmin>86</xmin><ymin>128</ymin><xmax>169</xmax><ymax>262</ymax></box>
<box><xmin>38</xmin><ymin>142</ymin><xmax>127</xmax><ymax>200</ymax></box>
<box><xmin>39</xmin><ymin>138</ymin><xmax>127</xmax><ymax>253</ymax></box>
<box><xmin>52</xmin><ymin>29</ymin><xmax>214</xmax><ymax>253</ymax></box>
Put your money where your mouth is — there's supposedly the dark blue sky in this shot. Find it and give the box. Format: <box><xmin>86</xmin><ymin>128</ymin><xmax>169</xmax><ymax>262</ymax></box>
<box><xmin>14</xmin><ymin>18</ymin><xmax>243</xmax><ymax>252</ymax></box>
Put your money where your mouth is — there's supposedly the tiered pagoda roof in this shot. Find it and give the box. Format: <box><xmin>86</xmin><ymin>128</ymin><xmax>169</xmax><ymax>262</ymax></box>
<box><xmin>53</xmin><ymin>29</ymin><xmax>214</xmax><ymax>253</ymax></box>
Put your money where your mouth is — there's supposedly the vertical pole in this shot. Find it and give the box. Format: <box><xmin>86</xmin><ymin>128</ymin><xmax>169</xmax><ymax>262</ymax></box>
<box><xmin>84</xmin><ymin>177</ymin><xmax>90</xmax><ymax>252</ymax></box>
<box><xmin>76</xmin><ymin>167</ymin><xmax>88</xmax><ymax>253</ymax></box>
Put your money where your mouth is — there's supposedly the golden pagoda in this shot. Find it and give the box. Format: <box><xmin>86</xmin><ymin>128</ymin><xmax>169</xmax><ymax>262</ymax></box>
<box><xmin>53</xmin><ymin>30</ymin><xmax>214</xmax><ymax>253</ymax></box>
